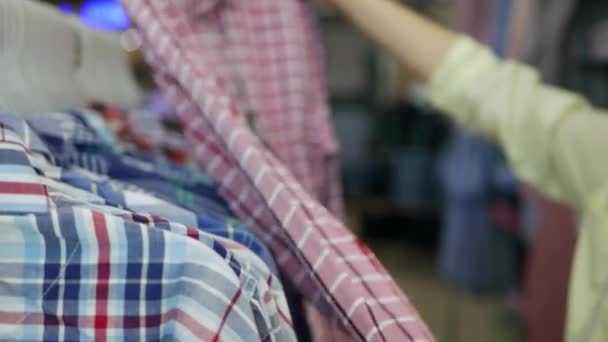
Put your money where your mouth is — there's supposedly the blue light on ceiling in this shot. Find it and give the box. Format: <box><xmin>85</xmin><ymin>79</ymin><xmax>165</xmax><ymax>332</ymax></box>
<box><xmin>57</xmin><ymin>3</ymin><xmax>74</xmax><ymax>14</ymax></box>
<box><xmin>79</xmin><ymin>0</ymin><xmax>130</xmax><ymax>31</ymax></box>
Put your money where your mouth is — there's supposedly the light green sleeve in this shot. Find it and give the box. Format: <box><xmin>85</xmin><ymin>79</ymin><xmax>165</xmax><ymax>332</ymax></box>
<box><xmin>427</xmin><ymin>36</ymin><xmax>608</xmax><ymax>209</ymax></box>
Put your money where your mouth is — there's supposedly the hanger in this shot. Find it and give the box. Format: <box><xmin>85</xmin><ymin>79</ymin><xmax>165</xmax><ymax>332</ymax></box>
<box><xmin>76</xmin><ymin>26</ymin><xmax>143</xmax><ymax>109</ymax></box>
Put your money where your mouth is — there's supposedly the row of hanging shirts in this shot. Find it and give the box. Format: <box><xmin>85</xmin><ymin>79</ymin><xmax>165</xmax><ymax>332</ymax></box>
<box><xmin>0</xmin><ymin>0</ymin><xmax>438</xmax><ymax>340</ymax></box>
<box><xmin>0</xmin><ymin>0</ymin><xmax>297</xmax><ymax>340</ymax></box>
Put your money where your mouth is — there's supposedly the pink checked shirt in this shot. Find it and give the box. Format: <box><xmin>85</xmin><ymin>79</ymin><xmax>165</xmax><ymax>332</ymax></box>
<box><xmin>121</xmin><ymin>0</ymin><xmax>434</xmax><ymax>340</ymax></box>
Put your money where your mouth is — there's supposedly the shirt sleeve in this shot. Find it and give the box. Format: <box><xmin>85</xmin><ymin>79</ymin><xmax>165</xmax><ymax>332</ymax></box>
<box><xmin>428</xmin><ymin>36</ymin><xmax>608</xmax><ymax>210</ymax></box>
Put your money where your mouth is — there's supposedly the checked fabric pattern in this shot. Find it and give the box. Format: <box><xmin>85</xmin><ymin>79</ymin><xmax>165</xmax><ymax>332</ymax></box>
<box><xmin>0</xmin><ymin>114</ymin><xmax>296</xmax><ymax>341</ymax></box>
<box><xmin>0</xmin><ymin>114</ymin><xmax>298</xmax><ymax>341</ymax></box>
<box><xmin>140</xmin><ymin>0</ymin><xmax>344</xmax><ymax>218</ymax></box>
<box><xmin>120</xmin><ymin>0</ymin><xmax>434</xmax><ymax>340</ymax></box>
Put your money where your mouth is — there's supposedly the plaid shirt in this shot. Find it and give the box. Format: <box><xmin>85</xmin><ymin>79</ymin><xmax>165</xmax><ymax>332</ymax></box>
<box><xmin>130</xmin><ymin>0</ymin><xmax>345</xmax><ymax>217</ymax></box>
<box><xmin>0</xmin><ymin>115</ymin><xmax>295</xmax><ymax>340</ymax></box>
<box><xmin>2</xmin><ymin>111</ymin><xmax>279</xmax><ymax>274</ymax></box>
<box><xmin>121</xmin><ymin>0</ymin><xmax>434</xmax><ymax>340</ymax></box>
<box><xmin>27</xmin><ymin>110</ymin><xmax>232</xmax><ymax>219</ymax></box>
<box><xmin>53</xmin><ymin>166</ymin><xmax>279</xmax><ymax>274</ymax></box>
<box><xmin>120</xmin><ymin>213</ymin><xmax>296</xmax><ymax>342</ymax></box>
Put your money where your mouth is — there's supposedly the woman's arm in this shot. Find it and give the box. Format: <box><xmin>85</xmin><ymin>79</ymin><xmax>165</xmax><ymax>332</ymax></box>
<box><xmin>427</xmin><ymin>38</ymin><xmax>608</xmax><ymax>208</ymax></box>
<box><xmin>328</xmin><ymin>0</ymin><xmax>608</xmax><ymax>209</ymax></box>
<box><xmin>328</xmin><ymin>0</ymin><xmax>457</xmax><ymax>81</ymax></box>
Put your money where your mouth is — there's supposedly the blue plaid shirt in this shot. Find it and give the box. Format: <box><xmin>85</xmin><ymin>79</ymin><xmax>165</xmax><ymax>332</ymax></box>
<box><xmin>27</xmin><ymin>110</ymin><xmax>231</xmax><ymax>219</ymax></box>
<box><xmin>0</xmin><ymin>113</ymin><xmax>294</xmax><ymax>341</ymax></box>
<box><xmin>20</xmin><ymin>111</ymin><xmax>277</xmax><ymax>273</ymax></box>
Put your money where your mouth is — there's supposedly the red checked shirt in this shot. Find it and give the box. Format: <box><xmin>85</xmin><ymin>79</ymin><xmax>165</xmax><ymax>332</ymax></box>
<box><xmin>148</xmin><ymin>0</ymin><xmax>344</xmax><ymax>218</ymax></box>
<box><xmin>121</xmin><ymin>0</ymin><xmax>434</xmax><ymax>341</ymax></box>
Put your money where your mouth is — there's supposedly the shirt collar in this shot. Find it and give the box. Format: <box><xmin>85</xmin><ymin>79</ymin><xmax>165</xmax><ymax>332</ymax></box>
<box><xmin>0</xmin><ymin>113</ymin><xmax>111</xmax><ymax>214</ymax></box>
<box><xmin>25</xmin><ymin>111</ymin><xmax>102</xmax><ymax>148</ymax></box>
<box><xmin>0</xmin><ymin>112</ymin><xmax>54</xmax><ymax>163</ymax></box>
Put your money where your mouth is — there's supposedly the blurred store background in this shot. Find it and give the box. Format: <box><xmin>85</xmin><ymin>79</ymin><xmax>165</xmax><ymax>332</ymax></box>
<box><xmin>39</xmin><ymin>0</ymin><xmax>608</xmax><ymax>341</ymax></box>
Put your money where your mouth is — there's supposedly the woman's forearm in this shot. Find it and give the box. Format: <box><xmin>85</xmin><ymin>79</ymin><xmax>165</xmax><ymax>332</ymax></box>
<box><xmin>329</xmin><ymin>0</ymin><xmax>458</xmax><ymax>81</ymax></box>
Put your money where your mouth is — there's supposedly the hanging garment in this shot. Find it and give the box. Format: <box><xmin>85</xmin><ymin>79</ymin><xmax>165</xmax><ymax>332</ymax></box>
<box><xmin>120</xmin><ymin>1</ymin><xmax>434</xmax><ymax>340</ymax></box>
<box><xmin>589</xmin><ymin>20</ymin><xmax>608</xmax><ymax>64</ymax></box>
<box><xmin>428</xmin><ymin>36</ymin><xmax>608</xmax><ymax>342</ymax></box>
<box><xmin>135</xmin><ymin>0</ymin><xmax>345</xmax><ymax>218</ymax></box>
<box><xmin>89</xmin><ymin>103</ymin><xmax>157</xmax><ymax>153</ymax></box>
<box><xmin>12</xmin><ymin>110</ymin><xmax>279</xmax><ymax>273</ymax></box>
<box><xmin>558</xmin><ymin>0</ymin><xmax>608</xmax><ymax>108</ymax></box>
<box><xmin>26</xmin><ymin>102</ymin><xmax>304</xmax><ymax>340</ymax></box>
<box><xmin>522</xmin><ymin>189</ymin><xmax>576</xmax><ymax>342</ymax></box>
<box><xmin>525</xmin><ymin>0</ymin><xmax>577</xmax><ymax>83</ymax></box>
<box><xmin>53</xmin><ymin>158</ymin><xmax>281</xmax><ymax>274</ymax></box>
<box><xmin>438</xmin><ymin>132</ymin><xmax>519</xmax><ymax>293</ymax></box>
<box><xmin>440</xmin><ymin>0</ymin><xmax>520</xmax><ymax>294</ymax></box>
<box><xmin>505</xmin><ymin>0</ymin><xmax>532</xmax><ymax>59</ymax></box>
<box><xmin>27</xmin><ymin>111</ymin><xmax>232</xmax><ymax>219</ymax></box>
<box><xmin>0</xmin><ymin>120</ymin><xmax>295</xmax><ymax>341</ymax></box>
<box><xmin>122</xmin><ymin>213</ymin><xmax>297</xmax><ymax>342</ymax></box>
<box><xmin>453</xmin><ymin>0</ymin><xmax>498</xmax><ymax>43</ymax></box>
<box><xmin>89</xmin><ymin>102</ymin><xmax>191</xmax><ymax>166</ymax></box>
